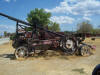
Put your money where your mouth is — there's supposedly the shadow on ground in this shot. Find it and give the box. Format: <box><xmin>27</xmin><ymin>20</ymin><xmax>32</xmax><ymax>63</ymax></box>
<box><xmin>72</xmin><ymin>68</ymin><xmax>87</xmax><ymax>74</ymax></box>
<box><xmin>32</xmin><ymin>51</ymin><xmax>69</xmax><ymax>60</ymax></box>
<box><xmin>0</xmin><ymin>52</ymin><xmax>69</xmax><ymax>60</ymax></box>
<box><xmin>0</xmin><ymin>54</ymin><xmax>16</xmax><ymax>60</ymax></box>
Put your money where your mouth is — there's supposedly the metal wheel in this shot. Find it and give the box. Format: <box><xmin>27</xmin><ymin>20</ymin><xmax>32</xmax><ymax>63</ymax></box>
<box><xmin>80</xmin><ymin>45</ymin><xmax>90</xmax><ymax>56</ymax></box>
<box><xmin>61</xmin><ymin>38</ymin><xmax>76</xmax><ymax>55</ymax></box>
<box><xmin>14</xmin><ymin>46</ymin><xmax>28</xmax><ymax>59</ymax></box>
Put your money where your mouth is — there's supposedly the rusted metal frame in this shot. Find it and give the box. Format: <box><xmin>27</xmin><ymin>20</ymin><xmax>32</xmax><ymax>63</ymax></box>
<box><xmin>16</xmin><ymin>21</ymin><xmax>18</xmax><ymax>36</ymax></box>
<box><xmin>18</xmin><ymin>24</ymin><xmax>25</xmax><ymax>30</ymax></box>
<box><xmin>0</xmin><ymin>12</ymin><xmax>65</xmax><ymax>38</ymax></box>
<box><xmin>0</xmin><ymin>13</ymin><xmax>30</xmax><ymax>25</ymax></box>
<box><xmin>18</xmin><ymin>23</ymin><xmax>31</xmax><ymax>27</ymax></box>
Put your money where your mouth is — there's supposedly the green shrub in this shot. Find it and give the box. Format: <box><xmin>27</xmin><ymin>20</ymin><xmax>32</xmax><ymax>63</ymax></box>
<box><xmin>10</xmin><ymin>34</ymin><xmax>16</xmax><ymax>40</ymax></box>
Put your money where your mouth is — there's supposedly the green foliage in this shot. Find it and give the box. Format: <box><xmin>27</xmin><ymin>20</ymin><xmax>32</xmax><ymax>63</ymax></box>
<box><xmin>64</xmin><ymin>31</ymin><xmax>74</xmax><ymax>34</ymax></box>
<box><xmin>48</xmin><ymin>22</ymin><xmax>60</xmax><ymax>32</ymax></box>
<box><xmin>26</xmin><ymin>8</ymin><xmax>60</xmax><ymax>32</ymax></box>
<box><xmin>92</xmin><ymin>28</ymin><xmax>100</xmax><ymax>34</ymax></box>
<box><xmin>25</xmin><ymin>27</ymin><xmax>33</xmax><ymax>31</ymax></box>
<box><xmin>27</xmin><ymin>8</ymin><xmax>51</xmax><ymax>27</ymax></box>
<box><xmin>10</xmin><ymin>34</ymin><xmax>16</xmax><ymax>40</ymax></box>
<box><xmin>4</xmin><ymin>31</ymin><xmax>7</xmax><ymax>37</ymax></box>
<box><xmin>77</xmin><ymin>21</ymin><xmax>93</xmax><ymax>33</ymax></box>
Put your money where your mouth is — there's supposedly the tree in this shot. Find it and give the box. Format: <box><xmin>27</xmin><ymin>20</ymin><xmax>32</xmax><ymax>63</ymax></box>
<box><xmin>92</xmin><ymin>28</ymin><xmax>100</xmax><ymax>34</ymax></box>
<box><xmin>10</xmin><ymin>33</ymin><xmax>16</xmax><ymax>40</ymax></box>
<box><xmin>26</xmin><ymin>8</ymin><xmax>60</xmax><ymax>32</ymax></box>
<box><xmin>48</xmin><ymin>22</ymin><xmax>60</xmax><ymax>32</ymax></box>
<box><xmin>4</xmin><ymin>31</ymin><xmax>7</xmax><ymax>37</ymax></box>
<box><xmin>27</xmin><ymin>8</ymin><xmax>51</xmax><ymax>27</ymax></box>
<box><xmin>77</xmin><ymin>21</ymin><xmax>93</xmax><ymax>33</ymax></box>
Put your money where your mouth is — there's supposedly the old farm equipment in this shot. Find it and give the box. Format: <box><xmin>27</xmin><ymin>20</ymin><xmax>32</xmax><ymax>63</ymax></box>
<box><xmin>0</xmin><ymin>13</ymin><xmax>95</xmax><ymax>59</ymax></box>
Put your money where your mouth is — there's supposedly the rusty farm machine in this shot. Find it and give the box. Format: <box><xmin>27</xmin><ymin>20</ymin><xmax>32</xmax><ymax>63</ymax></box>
<box><xmin>0</xmin><ymin>13</ymin><xmax>95</xmax><ymax>59</ymax></box>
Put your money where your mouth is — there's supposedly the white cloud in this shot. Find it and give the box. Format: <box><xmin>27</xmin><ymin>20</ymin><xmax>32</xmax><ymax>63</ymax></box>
<box><xmin>45</xmin><ymin>1</ymin><xmax>72</xmax><ymax>14</ymax></box>
<box><xmin>72</xmin><ymin>0</ymin><xmax>100</xmax><ymax>16</ymax></box>
<box><xmin>50</xmin><ymin>16</ymin><xmax>75</xmax><ymax>24</ymax></box>
<box><xmin>0</xmin><ymin>25</ymin><xmax>15</xmax><ymax>33</ymax></box>
<box><xmin>45</xmin><ymin>0</ymin><xmax>100</xmax><ymax>17</ymax></box>
<box><xmin>4</xmin><ymin>0</ymin><xmax>16</xmax><ymax>2</ymax></box>
<box><xmin>4</xmin><ymin>0</ymin><xmax>10</xmax><ymax>2</ymax></box>
<box><xmin>83</xmin><ymin>16</ymin><xmax>91</xmax><ymax>21</ymax></box>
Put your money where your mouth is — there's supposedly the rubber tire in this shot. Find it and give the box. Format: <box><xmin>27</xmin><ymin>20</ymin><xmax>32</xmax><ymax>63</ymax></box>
<box><xmin>60</xmin><ymin>38</ymin><xmax>76</xmax><ymax>55</ymax></box>
<box><xmin>79</xmin><ymin>45</ymin><xmax>90</xmax><ymax>56</ymax></box>
<box><xmin>92</xmin><ymin>64</ymin><xmax>100</xmax><ymax>75</ymax></box>
<box><xmin>14</xmin><ymin>46</ymin><xmax>28</xmax><ymax>59</ymax></box>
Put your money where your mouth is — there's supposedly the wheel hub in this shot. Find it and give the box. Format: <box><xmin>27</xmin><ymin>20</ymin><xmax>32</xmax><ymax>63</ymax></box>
<box><xmin>66</xmin><ymin>40</ymin><xmax>74</xmax><ymax>49</ymax></box>
<box><xmin>15</xmin><ymin>46</ymin><xmax>28</xmax><ymax>59</ymax></box>
<box><xmin>18</xmin><ymin>50</ymin><xmax>25</xmax><ymax>57</ymax></box>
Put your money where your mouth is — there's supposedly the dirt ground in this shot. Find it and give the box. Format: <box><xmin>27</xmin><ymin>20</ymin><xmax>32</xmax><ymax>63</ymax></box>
<box><xmin>0</xmin><ymin>38</ymin><xmax>100</xmax><ymax>75</ymax></box>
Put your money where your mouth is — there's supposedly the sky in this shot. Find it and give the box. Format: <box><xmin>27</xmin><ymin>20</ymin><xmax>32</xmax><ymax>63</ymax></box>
<box><xmin>0</xmin><ymin>0</ymin><xmax>100</xmax><ymax>34</ymax></box>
